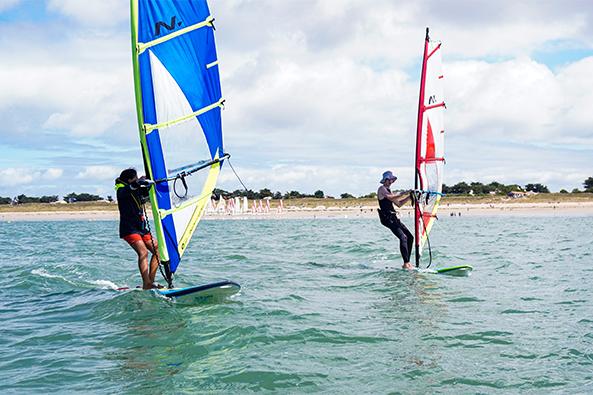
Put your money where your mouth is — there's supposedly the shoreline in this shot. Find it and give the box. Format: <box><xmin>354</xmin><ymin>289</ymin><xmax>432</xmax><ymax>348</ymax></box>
<box><xmin>2</xmin><ymin>201</ymin><xmax>593</xmax><ymax>222</ymax></box>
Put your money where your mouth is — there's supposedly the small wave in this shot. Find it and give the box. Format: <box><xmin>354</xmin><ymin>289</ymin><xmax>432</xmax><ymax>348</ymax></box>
<box><xmin>305</xmin><ymin>260</ymin><xmax>325</xmax><ymax>268</ymax></box>
<box><xmin>31</xmin><ymin>268</ymin><xmax>62</xmax><ymax>279</ymax></box>
<box><xmin>501</xmin><ymin>309</ymin><xmax>541</xmax><ymax>314</ymax></box>
<box><xmin>90</xmin><ymin>279</ymin><xmax>121</xmax><ymax>290</ymax></box>
<box><xmin>225</xmin><ymin>254</ymin><xmax>248</xmax><ymax>261</ymax></box>
<box><xmin>448</xmin><ymin>296</ymin><xmax>483</xmax><ymax>303</ymax></box>
<box><xmin>30</xmin><ymin>268</ymin><xmax>75</xmax><ymax>285</ymax></box>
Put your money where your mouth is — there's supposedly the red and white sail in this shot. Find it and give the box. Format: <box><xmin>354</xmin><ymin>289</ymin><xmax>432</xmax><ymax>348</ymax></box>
<box><xmin>414</xmin><ymin>28</ymin><xmax>445</xmax><ymax>267</ymax></box>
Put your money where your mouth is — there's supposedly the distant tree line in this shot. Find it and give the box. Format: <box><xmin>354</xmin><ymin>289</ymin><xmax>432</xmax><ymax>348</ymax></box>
<box><xmin>212</xmin><ymin>177</ymin><xmax>593</xmax><ymax>199</ymax></box>
<box><xmin>441</xmin><ymin>181</ymin><xmax>551</xmax><ymax>195</ymax></box>
<box><xmin>0</xmin><ymin>194</ymin><xmax>61</xmax><ymax>204</ymax></box>
<box><xmin>63</xmin><ymin>192</ymin><xmax>103</xmax><ymax>203</ymax></box>
<box><xmin>0</xmin><ymin>192</ymin><xmax>109</xmax><ymax>205</ymax></box>
<box><xmin>431</xmin><ymin>177</ymin><xmax>593</xmax><ymax>195</ymax></box>
<box><xmin>1</xmin><ymin>177</ymin><xmax>592</xmax><ymax>205</ymax></box>
<box><xmin>584</xmin><ymin>177</ymin><xmax>593</xmax><ymax>192</ymax></box>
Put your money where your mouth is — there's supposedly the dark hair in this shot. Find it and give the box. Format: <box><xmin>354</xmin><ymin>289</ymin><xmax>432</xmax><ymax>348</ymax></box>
<box><xmin>118</xmin><ymin>168</ymin><xmax>137</xmax><ymax>183</ymax></box>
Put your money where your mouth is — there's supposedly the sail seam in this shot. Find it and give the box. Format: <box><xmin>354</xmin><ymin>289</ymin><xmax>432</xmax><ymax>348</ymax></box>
<box><xmin>137</xmin><ymin>15</ymin><xmax>214</xmax><ymax>54</ymax></box>
<box><xmin>144</xmin><ymin>98</ymin><xmax>224</xmax><ymax>133</ymax></box>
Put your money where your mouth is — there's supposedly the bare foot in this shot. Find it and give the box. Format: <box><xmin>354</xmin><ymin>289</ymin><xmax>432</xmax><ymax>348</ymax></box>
<box><xmin>402</xmin><ymin>262</ymin><xmax>414</xmax><ymax>270</ymax></box>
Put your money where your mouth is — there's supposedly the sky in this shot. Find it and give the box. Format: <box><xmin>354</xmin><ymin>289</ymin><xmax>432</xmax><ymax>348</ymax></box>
<box><xmin>0</xmin><ymin>0</ymin><xmax>592</xmax><ymax>198</ymax></box>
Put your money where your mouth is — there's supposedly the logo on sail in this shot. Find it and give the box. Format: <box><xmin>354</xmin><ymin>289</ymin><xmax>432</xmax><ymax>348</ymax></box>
<box><xmin>155</xmin><ymin>16</ymin><xmax>183</xmax><ymax>36</ymax></box>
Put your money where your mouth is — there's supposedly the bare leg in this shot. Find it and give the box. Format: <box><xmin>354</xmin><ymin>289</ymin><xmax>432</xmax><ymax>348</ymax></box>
<box><xmin>144</xmin><ymin>238</ymin><xmax>160</xmax><ymax>285</ymax></box>
<box><xmin>130</xmin><ymin>241</ymin><xmax>152</xmax><ymax>289</ymax></box>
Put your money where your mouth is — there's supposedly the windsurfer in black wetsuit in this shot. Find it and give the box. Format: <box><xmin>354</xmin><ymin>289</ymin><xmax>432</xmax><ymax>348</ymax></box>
<box><xmin>115</xmin><ymin>168</ymin><xmax>160</xmax><ymax>289</ymax></box>
<box><xmin>377</xmin><ymin>171</ymin><xmax>414</xmax><ymax>270</ymax></box>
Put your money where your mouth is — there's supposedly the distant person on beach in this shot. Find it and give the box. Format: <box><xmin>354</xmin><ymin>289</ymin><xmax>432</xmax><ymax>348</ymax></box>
<box><xmin>114</xmin><ymin>168</ymin><xmax>160</xmax><ymax>289</ymax></box>
<box><xmin>377</xmin><ymin>171</ymin><xmax>414</xmax><ymax>269</ymax></box>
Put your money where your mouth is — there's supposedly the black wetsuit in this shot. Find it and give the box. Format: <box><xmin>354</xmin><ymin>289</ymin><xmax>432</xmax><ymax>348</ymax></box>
<box><xmin>378</xmin><ymin>188</ymin><xmax>414</xmax><ymax>263</ymax></box>
<box><xmin>116</xmin><ymin>181</ymin><xmax>149</xmax><ymax>238</ymax></box>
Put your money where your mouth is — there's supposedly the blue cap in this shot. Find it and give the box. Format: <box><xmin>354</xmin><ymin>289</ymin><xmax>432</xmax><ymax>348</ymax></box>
<box><xmin>380</xmin><ymin>171</ymin><xmax>397</xmax><ymax>184</ymax></box>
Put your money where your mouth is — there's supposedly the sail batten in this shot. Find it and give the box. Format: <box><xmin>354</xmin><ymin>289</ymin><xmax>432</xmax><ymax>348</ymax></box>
<box><xmin>414</xmin><ymin>28</ymin><xmax>445</xmax><ymax>268</ymax></box>
<box><xmin>137</xmin><ymin>14</ymin><xmax>214</xmax><ymax>54</ymax></box>
<box><xmin>131</xmin><ymin>0</ymin><xmax>225</xmax><ymax>276</ymax></box>
<box><xmin>144</xmin><ymin>98</ymin><xmax>225</xmax><ymax>133</ymax></box>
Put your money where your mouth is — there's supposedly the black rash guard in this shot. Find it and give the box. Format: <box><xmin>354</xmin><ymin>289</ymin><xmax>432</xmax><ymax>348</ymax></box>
<box><xmin>377</xmin><ymin>185</ymin><xmax>414</xmax><ymax>263</ymax></box>
<box><xmin>378</xmin><ymin>186</ymin><xmax>396</xmax><ymax>214</ymax></box>
<box><xmin>116</xmin><ymin>182</ymin><xmax>149</xmax><ymax>238</ymax></box>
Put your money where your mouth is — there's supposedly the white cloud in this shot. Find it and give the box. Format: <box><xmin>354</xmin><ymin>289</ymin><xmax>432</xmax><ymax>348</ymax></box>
<box><xmin>47</xmin><ymin>0</ymin><xmax>127</xmax><ymax>26</ymax></box>
<box><xmin>446</xmin><ymin>58</ymin><xmax>562</xmax><ymax>138</ymax></box>
<box><xmin>557</xmin><ymin>57</ymin><xmax>593</xmax><ymax>130</ymax></box>
<box><xmin>0</xmin><ymin>0</ymin><xmax>20</xmax><ymax>12</ymax></box>
<box><xmin>0</xmin><ymin>167</ymin><xmax>63</xmax><ymax>187</ymax></box>
<box><xmin>77</xmin><ymin>165</ymin><xmax>119</xmax><ymax>180</ymax></box>
<box><xmin>443</xmin><ymin>55</ymin><xmax>593</xmax><ymax>152</ymax></box>
<box><xmin>0</xmin><ymin>12</ymin><xmax>135</xmax><ymax>142</ymax></box>
<box><xmin>0</xmin><ymin>62</ymin><xmax>133</xmax><ymax>137</ymax></box>
<box><xmin>0</xmin><ymin>168</ymin><xmax>34</xmax><ymax>186</ymax></box>
<box><xmin>213</xmin><ymin>1</ymin><xmax>593</xmax><ymax>155</ymax></box>
<box><xmin>43</xmin><ymin>168</ymin><xmax>63</xmax><ymax>180</ymax></box>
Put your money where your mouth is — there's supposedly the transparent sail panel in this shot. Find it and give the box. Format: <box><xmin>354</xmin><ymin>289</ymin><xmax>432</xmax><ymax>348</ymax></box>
<box><xmin>149</xmin><ymin>50</ymin><xmax>212</xmax><ymax>245</ymax></box>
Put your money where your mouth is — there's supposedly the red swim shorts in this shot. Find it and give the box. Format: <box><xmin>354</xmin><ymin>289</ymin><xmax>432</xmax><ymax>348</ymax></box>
<box><xmin>122</xmin><ymin>233</ymin><xmax>153</xmax><ymax>245</ymax></box>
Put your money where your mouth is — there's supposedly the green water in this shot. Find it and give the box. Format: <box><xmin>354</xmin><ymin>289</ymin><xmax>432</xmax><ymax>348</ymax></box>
<box><xmin>1</xmin><ymin>216</ymin><xmax>592</xmax><ymax>393</ymax></box>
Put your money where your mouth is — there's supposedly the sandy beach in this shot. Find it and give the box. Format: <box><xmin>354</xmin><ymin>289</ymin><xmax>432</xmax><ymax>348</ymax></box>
<box><xmin>2</xmin><ymin>201</ymin><xmax>593</xmax><ymax>222</ymax></box>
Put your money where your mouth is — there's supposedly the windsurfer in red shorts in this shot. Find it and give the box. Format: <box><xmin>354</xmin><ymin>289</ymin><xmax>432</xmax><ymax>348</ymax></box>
<box><xmin>115</xmin><ymin>168</ymin><xmax>160</xmax><ymax>289</ymax></box>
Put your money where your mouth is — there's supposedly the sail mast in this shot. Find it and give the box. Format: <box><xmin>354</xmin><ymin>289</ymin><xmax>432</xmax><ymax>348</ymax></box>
<box><xmin>414</xmin><ymin>27</ymin><xmax>430</xmax><ymax>268</ymax></box>
<box><xmin>130</xmin><ymin>0</ymin><xmax>170</xmax><ymax>266</ymax></box>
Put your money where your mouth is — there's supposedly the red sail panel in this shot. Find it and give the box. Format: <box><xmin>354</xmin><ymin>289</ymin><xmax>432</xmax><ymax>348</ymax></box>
<box><xmin>425</xmin><ymin>119</ymin><xmax>436</xmax><ymax>160</ymax></box>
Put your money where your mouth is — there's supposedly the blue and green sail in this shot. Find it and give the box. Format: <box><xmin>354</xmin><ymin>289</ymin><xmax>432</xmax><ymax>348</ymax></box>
<box><xmin>131</xmin><ymin>0</ymin><xmax>226</xmax><ymax>279</ymax></box>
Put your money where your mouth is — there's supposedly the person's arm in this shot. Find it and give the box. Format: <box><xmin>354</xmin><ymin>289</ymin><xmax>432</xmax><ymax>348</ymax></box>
<box><xmin>130</xmin><ymin>176</ymin><xmax>155</xmax><ymax>189</ymax></box>
<box><xmin>135</xmin><ymin>177</ymin><xmax>154</xmax><ymax>202</ymax></box>
<box><xmin>387</xmin><ymin>190</ymin><xmax>412</xmax><ymax>207</ymax></box>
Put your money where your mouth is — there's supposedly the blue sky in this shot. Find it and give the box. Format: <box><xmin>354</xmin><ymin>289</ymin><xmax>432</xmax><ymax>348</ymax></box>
<box><xmin>1</xmin><ymin>0</ymin><xmax>592</xmax><ymax>198</ymax></box>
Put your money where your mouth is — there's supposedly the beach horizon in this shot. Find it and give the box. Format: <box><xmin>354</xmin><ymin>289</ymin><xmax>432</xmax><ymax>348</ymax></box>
<box><xmin>2</xmin><ymin>199</ymin><xmax>593</xmax><ymax>221</ymax></box>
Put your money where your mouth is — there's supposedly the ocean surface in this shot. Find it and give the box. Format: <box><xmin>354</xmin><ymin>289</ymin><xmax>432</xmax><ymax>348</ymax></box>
<box><xmin>1</xmin><ymin>215</ymin><xmax>592</xmax><ymax>394</ymax></box>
